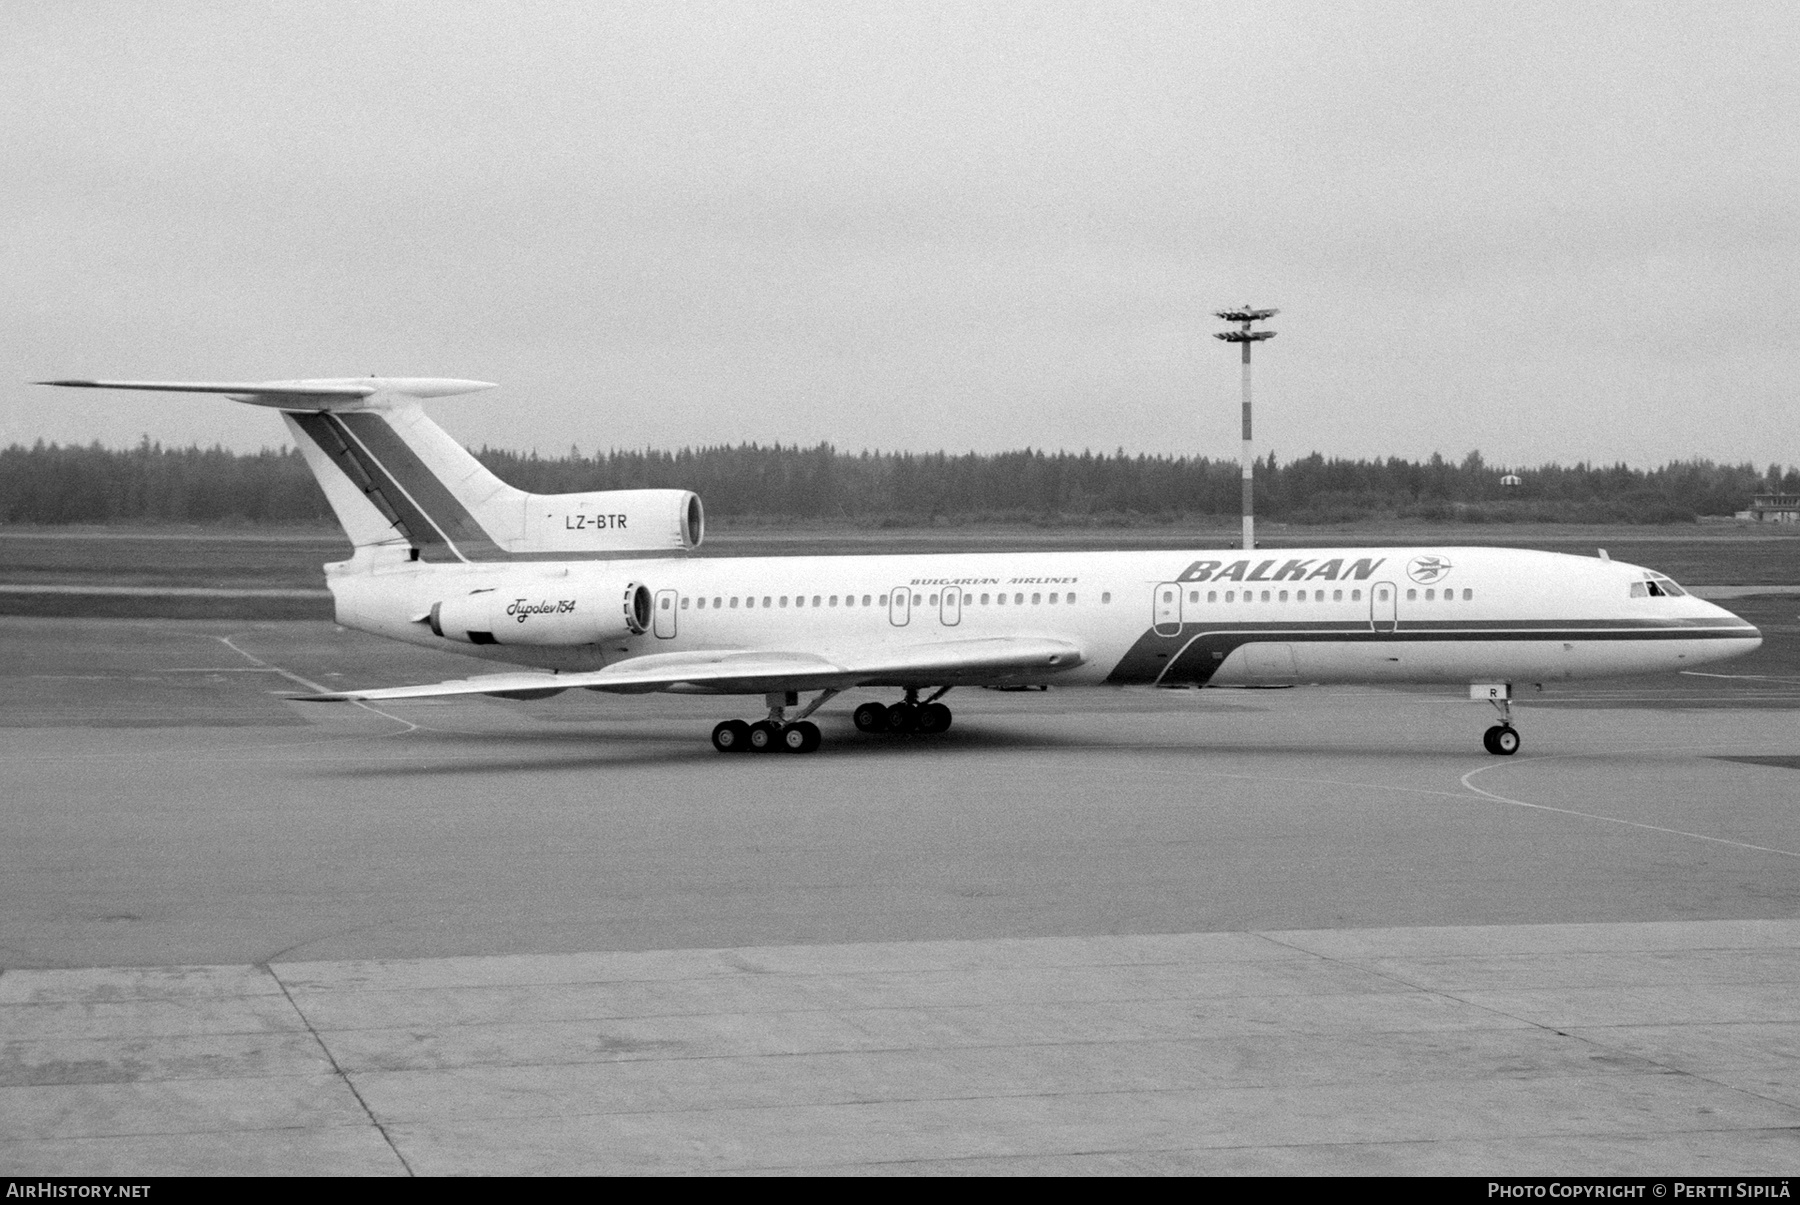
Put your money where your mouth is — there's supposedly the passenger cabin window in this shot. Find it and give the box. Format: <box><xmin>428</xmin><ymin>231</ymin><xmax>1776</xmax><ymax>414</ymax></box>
<box><xmin>1067</xmin><ymin>593</ymin><xmax>1077</xmax><ymax>604</ymax></box>
<box><xmin>680</xmin><ymin>597</ymin><xmax>689</xmax><ymax>609</ymax></box>
<box><xmin>1463</xmin><ymin>589</ymin><xmax>1472</xmax><ymax>600</ymax></box>
<box><xmin>1407</xmin><ymin>589</ymin><xmax>1417</xmax><ymax>601</ymax></box>
<box><xmin>1102</xmin><ymin>592</ymin><xmax>1111</xmax><ymax>603</ymax></box>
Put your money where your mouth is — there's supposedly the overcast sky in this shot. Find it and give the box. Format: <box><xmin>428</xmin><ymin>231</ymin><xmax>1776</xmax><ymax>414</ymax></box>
<box><xmin>4</xmin><ymin>1</ymin><xmax>1795</xmax><ymax>469</ymax></box>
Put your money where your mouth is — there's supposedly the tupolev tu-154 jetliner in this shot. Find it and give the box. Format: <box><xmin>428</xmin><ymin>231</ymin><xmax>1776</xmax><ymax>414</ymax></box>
<box><xmin>42</xmin><ymin>377</ymin><xmax>1762</xmax><ymax>756</ymax></box>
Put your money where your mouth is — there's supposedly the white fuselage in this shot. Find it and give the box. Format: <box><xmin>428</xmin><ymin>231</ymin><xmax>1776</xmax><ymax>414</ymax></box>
<box><xmin>326</xmin><ymin>544</ymin><xmax>1761</xmax><ymax>691</ymax></box>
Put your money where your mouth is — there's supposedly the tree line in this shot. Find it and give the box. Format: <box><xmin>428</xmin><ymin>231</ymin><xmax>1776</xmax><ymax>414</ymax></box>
<box><xmin>3</xmin><ymin>437</ymin><xmax>1793</xmax><ymax>526</ymax></box>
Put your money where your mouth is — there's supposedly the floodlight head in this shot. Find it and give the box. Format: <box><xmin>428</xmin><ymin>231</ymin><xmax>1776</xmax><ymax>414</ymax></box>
<box><xmin>1213</xmin><ymin>306</ymin><xmax>1278</xmax><ymax>323</ymax></box>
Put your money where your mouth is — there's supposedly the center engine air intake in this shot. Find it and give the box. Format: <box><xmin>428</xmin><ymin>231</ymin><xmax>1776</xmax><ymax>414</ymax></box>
<box><xmin>429</xmin><ymin>582</ymin><xmax>652</xmax><ymax>646</ymax></box>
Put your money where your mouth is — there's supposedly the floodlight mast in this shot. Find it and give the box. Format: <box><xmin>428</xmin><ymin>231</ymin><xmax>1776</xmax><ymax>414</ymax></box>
<box><xmin>1213</xmin><ymin>306</ymin><xmax>1277</xmax><ymax>550</ymax></box>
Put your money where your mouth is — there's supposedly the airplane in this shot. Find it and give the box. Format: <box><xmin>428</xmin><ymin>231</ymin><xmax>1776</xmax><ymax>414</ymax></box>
<box><xmin>39</xmin><ymin>377</ymin><xmax>1763</xmax><ymax>756</ymax></box>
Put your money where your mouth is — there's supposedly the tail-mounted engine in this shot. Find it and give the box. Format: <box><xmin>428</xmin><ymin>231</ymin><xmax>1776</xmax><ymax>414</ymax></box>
<box><xmin>521</xmin><ymin>489</ymin><xmax>704</xmax><ymax>554</ymax></box>
<box><xmin>429</xmin><ymin>582</ymin><xmax>652</xmax><ymax>646</ymax></box>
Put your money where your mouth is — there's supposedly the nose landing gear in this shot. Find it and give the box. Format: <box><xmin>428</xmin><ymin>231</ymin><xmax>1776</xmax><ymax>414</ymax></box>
<box><xmin>1478</xmin><ymin>686</ymin><xmax>1521</xmax><ymax>756</ymax></box>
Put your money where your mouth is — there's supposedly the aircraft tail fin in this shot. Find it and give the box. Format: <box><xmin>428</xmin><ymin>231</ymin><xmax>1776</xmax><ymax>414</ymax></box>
<box><xmin>39</xmin><ymin>378</ymin><xmax>513</xmax><ymax>555</ymax></box>
<box><xmin>37</xmin><ymin>378</ymin><xmax>703</xmax><ymax>560</ymax></box>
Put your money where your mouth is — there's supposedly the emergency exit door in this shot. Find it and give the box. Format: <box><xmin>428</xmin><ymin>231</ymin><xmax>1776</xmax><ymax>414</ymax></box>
<box><xmin>888</xmin><ymin>586</ymin><xmax>911</xmax><ymax>626</ymax></box>
<box><xmin>940</xmin><ymin>588</ymin><xmax>962</xmax><ymax>626</ymax></box>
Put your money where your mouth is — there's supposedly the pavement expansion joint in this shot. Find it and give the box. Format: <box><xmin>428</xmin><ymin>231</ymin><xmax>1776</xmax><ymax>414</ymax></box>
<box><xmin>4</xmin><ymin>920</ymin><xmax>1798</xmax><ymax>1175</ymax></box>
<box><xmin>263</xmin><ymin>963</ymin><xmax>415</xmax><ymax>1177</ymax></box>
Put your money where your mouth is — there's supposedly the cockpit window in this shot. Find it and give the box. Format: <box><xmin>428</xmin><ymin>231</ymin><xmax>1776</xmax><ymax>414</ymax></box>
<box><xmin>1630</xmin><ymin>582</ymin><xmax>1648</xmax><ymax>598</ymax></box>
<box><xmin>1655</xmin><ymin>577</ymin><xmax>1687</xmax><ymax>597</ymax></box>
<box><xmin>1637</xmin><ymin>576</ymin><xmax>1688</xmax><ymax>599</ymax></box>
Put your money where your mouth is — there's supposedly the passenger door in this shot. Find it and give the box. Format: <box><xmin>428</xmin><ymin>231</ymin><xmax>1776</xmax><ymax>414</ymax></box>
<box><xmin>1370</xmin><ymin>581</ymin><xmax>1397</xmax><ymax>634</ymax></box>
<box><xmin>654</xmin><ymin>589</ymin><xmax>678</xmax><ymax>638</ymax></box>
<box><xmin>1153</xmin><ymin>582</ymin><xmax>1182</xmax><ymax>637</ymax></box>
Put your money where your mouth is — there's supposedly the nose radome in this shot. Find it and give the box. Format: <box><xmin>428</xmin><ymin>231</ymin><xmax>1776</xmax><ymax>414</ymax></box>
<box><xmin>1703</xmin><ymin>599</ymin><xmax>1761</xmax><ymax>645</ymax></box>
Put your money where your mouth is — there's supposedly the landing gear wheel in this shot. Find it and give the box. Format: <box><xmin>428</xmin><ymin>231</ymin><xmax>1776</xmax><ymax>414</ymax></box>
<box><xmin>747</xmin><ymin>721</ymin><xmax>780</xmax><ymax>752</ymax></box>
<box><xmin>1483</xmin><ymin>725</ymin><xmax>1520</xmax><ymax>756</ymax></box>
<box><xmin>915</xmin><ymin>702</ymin><xmax>953</xmax><ymax>734</ymax></box>
<box><xmin>853</xmin><ymin>702</ymin><xmax>889</xmax><ymax>733</ymax></box>
<box><xmin>781</xmin><ymin>721</ymin><xmax>822</xmax><ymax>753</ymax></box>
<box><xmin>886</xmin><ymin>702</ymin><xmax>919</xmax><ymax>733</ymax></box>
<box><xmin>711</xmin><ymin>719</ymin><xmax>751</xmax><ymax>753</ymax></box>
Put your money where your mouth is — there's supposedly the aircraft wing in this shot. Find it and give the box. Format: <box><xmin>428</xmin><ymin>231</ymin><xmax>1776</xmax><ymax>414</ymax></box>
<box><xmin>292</xmin><ymin>637</ymin><xmax>1083</xmax><ymax>702</ymax></box>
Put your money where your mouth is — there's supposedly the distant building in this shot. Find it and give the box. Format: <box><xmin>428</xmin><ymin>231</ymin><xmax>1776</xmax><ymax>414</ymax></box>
<box><xmin>1500</xmin><ymin>474</ymin><xmax>1521</xmax><ymax>488</ymax></box>
<box><xmin>1748</xmin><ymin>492</ymin><xmax>1800</xmax><ymax>523</ymax></box>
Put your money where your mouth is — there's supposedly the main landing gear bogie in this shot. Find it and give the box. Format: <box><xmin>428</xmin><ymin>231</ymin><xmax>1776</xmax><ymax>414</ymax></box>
<box><xmin>712</xmin><ymin>718</ymin><xmax>821</xmax><ymax>754</ymax></box>
<box><xmin>854</xmin><ymin>689</ymin><xmax>952</xmax><ymax>738</ymax></box>
<box><xmin>715</xmin><ymin>688</ymin><xmax>953</xmax><ymax>754</ymax></box>
<box><xmin>712</xmin><ymin>688</ymin><xmax>839</xmax><ymax>755</ymax></box>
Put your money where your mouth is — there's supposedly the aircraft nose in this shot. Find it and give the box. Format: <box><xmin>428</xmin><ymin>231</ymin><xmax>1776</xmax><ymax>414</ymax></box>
<box><xmin>1702</xmin><ymin>598</ymin><xmax>1761</xmax><ymax>647</ymax></box>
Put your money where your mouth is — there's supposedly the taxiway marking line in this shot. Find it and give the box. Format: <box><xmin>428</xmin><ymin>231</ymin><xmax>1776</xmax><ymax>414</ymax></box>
<box><xmin>1460</xmin><ymin>756</ymin><xmax>1800</xmax><ymax>860</ymax></box>
<box><xmin>1110</xmin><ymin>746</ymin><xmax>1800</xmax><ymax>861</ymax></box>
<box><xmin>213</xmin><ymin>634</ymin><xmax>430</xmax><ymax>735</ymax></box>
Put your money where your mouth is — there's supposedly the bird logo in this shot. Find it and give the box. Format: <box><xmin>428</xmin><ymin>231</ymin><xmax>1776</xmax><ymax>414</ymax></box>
<box><xmin>1407</xmin><ymin>555</ymin><xmax>1452</xmax><ymax>584</ymax></box>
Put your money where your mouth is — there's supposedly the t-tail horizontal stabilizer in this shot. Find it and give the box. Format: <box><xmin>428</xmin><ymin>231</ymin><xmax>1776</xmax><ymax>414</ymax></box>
<box><xmin>36</xmin><ymin>378</ymin><xmax>498</xmax><ymax>409</ymax></box>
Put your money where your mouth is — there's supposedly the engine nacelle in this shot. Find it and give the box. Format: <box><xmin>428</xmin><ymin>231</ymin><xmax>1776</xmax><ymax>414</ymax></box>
<box><xmin>429</xmin><ymin>582</ymin><xmax>652</xmax><ymax>646</ymax></box>
<box><xmin>520</xmin><ymin>489</ymin><xmax>704</xmax><ymax>554</ymax></box>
